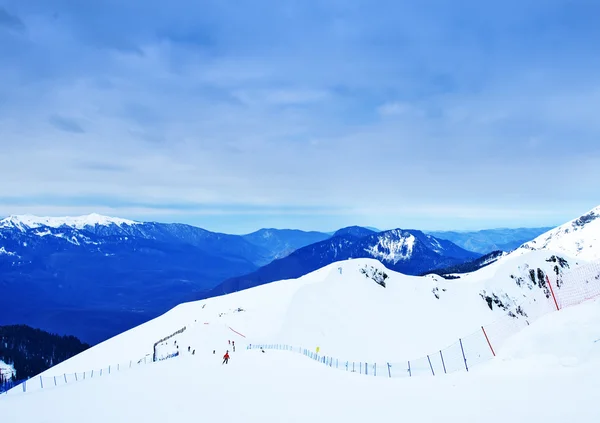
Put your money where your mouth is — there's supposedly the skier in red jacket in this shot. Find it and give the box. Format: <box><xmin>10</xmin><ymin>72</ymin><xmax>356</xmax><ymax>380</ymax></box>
<box><xmin>222</xmin><ymin>351</ymin><xmax>230</xmax><ymax>364</ymax></box>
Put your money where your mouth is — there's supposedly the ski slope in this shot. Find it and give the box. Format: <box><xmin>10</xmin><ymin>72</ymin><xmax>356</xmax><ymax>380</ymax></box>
<box><xmin>2</xmin><ymin>292</ymin><xmax>600</xmax><ymax>422</ymax></box>
<box><xmin>17</xmin><ymin>248</ymin><xmax>578</xmax><ymax>379</ymax></box>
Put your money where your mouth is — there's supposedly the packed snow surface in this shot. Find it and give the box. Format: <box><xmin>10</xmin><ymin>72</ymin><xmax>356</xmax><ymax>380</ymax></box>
<box><xmin>2</xmin><ymin>287</ymin><xmax>599</xmax><ymax>422</ymax></box>
<box><xmin>2</xmin><ymin>241</ymin><xmax>599</xmax><ymax>422</ymax></box>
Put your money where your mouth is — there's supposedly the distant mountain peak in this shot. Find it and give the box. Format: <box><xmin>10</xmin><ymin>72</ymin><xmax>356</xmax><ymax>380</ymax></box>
<box><xmin>333</xmin><ymin>226</ymin><xmax>376</xmax><ymax>239</ymax></box>
<box><xmin>0</xmin><ymin>213</ymin><xmax>140</xmax><ymax>231</ymax></box>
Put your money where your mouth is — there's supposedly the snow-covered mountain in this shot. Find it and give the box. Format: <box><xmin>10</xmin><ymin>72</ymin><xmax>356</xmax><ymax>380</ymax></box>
<box><xmin>0</xmin><ymin>214</ymin><xmax>270</xmax><ymax>344</ymax></box>
<box><xmin>210</xmin><ymin>228</ymin><xmax>480</xmax><ymax>296</ymax></box>
<box><xmin>519</xmin><ymin>206</ymin><xmax>600</xmax><ymax>260</ymax></box>
<box><xmin>3</xmin><ymin>206</ymin><xmax>600</xmax><ymax>421</ymax></box>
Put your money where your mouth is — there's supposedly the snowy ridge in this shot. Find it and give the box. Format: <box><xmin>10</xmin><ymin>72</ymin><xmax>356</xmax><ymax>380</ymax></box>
<box><xmin>519</xmin><ymin>205</ymin><xmax>600</xmax><ymax>260</ymax></box>
<box><xmin>0</xmin><ymin>213</ymin><xmax>139</xmax><ymax>231</ymax></box>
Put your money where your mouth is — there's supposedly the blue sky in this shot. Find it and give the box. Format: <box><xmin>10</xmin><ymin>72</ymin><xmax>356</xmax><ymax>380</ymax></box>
<box><xmin>1</xmin><ymin>0</ymin><xmax>599</xmax><ymax>233</ymax></box>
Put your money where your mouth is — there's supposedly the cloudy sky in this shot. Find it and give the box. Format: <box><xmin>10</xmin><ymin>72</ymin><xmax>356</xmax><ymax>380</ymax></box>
<box><xmin>1</xmin><ymin>0</ymin><xmax>599</xmax><ymax>233</ymax></box>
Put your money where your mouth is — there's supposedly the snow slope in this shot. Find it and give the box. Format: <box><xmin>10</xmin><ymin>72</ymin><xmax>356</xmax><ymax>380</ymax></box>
<box><xmin>2</xmin><ymin>292</ymin><xmax>600</xmax><ymax>422</ymax></box>
<box><xmin>22</xmin><ymin>246</ymin><xmax>587</xmax><ymax>379</ymax></box>
<box><xmin>519</xmin><ymin>205</ymin><xmax>600</xmax><ymax>260</ymax></box>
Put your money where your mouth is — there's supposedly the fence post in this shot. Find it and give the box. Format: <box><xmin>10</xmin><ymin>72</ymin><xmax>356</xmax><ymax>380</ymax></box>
<box><xmin>118</xmin><ymin>364</ymin><xmax>120</xmax><ymax>371</ymax></box>
<box><xmin>387</xmin><ymin>363</ymin><xmax>391</xmax><ymax>378</ymax></box>
<box><xmin>100</xmin><ymin>369</ymin><xmax>103</xmax><ymax>377</ymax></box>
<box><xmin>374</xmin><ymin>363</ymin><xmax>376</xmax><ymax>377</ymax></box>
<box><xmin>91</xmin><ymin>370</ymin><xmax>94</xmax><ymax>378</ymax></box>
<box><xmin>408</xmin><ymin>361</ymin><xmax>411</xmax><ymax>377</ymax></box>
<box><xmin>129</xmin><ymin>361</ymin><xmax>132</xmax><ymax>368</ymax></box>
<box><xmin>64</xmin><ymin>374</ymin><xmax>67</xmax><ymax>384</ymax></box>
<box><xmin>109</xmin><ymin>365</ymin><xmax>111</xmax><ymax>374</ymax></box>
<box><xmin>53</xmin><ymin>376</ymin><xmax>57</xmax><ymax>386</ymax></box>
<box><xmin>360</xmin><ymin>362</ymin><xmax>362</xmax><ymax>374</ymax></box>
<box><xmin>481</xmin><ymin>326</ymin><xmax>496</xmax><ymax>356</ymax></box>
<box><xmin>365</xmin><ymin>363</ymin><xmax>368</xmax><ymax>375</ymax></box>
<box><xmin>427</xmin><ymin>355</ymin><xmax>435</xmax><ymax>376</ymax></box>
<box><xmin>40</xmin><ymin>376</ymin><xmax>44</xmax><ymax>389</ymax></box>
<box><xmin>440</xmin><ymin>350</ymin><xmax>447</xmax><ymax>374</ymax></box>
<box><xmin>546</xmin><ymin>274</ymin><xmax>560</xmax><ymax>311</ymax></box>
<box><xmin>75</xmin><ymin>373</ymin><xmax>78</xmax><ymax>381</ymax></box>
<box><xmin>459</xmin><ymin>338</ymin><xmax>468</xmax><ymax>371</ymax></box>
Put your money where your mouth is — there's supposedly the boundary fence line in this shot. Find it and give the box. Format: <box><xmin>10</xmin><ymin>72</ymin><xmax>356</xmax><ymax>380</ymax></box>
<box><xmin>1</xmin><ymin>353</ymin><xmax>157</xmax><ymax>396</ymax></box>
<box><xmin>247</xmin><ymin>260</ymin><xmax>600</xmax><ymax>378</ymax></box>
<box><xmin>2</xmin><ymin>322</ymin><xmax>245</xmax><ymax>396</ymax></box>
<box><xmin>153</xmin><ymin>326</ymin><xmax>187</xmax><ymax>362</ymax></box>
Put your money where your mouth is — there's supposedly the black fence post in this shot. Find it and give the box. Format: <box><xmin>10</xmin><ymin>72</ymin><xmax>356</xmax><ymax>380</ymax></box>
<box><xmin>459</xmin><ymin>338</ymin><xmax>469</xmax><ymax>371</ymax></box>
<box><xmin>427</xmin><ymin>355</ymin><xmax>435</xmax><ymax>376</ymax></box>
<box><xmin>440</xmin><ymin>350</ymin><xmax>447</xmax><ymax>374</ymax></box>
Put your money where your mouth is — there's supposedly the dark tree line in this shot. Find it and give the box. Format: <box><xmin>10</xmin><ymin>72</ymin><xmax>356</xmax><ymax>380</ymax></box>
<box><xmin>420</xmin><ymin>250</ymin><xmax>504</xmax><ymax>278</ymax></box>
<box><xmin>0</xmin><ymin>325</ymin><xmax>90</xmax><ymax>380</ymax></box>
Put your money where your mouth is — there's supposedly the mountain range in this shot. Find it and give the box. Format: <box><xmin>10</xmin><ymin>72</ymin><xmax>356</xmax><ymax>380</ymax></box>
<box><xmin>427</xmin><ymin>227</ymin><xmax>553</xmax><ymax>254</ymax></box>
<box><xmin>241</xmin><ymin>228</ymin><xmax>330</xmax><ymax>262</ymax></box>
<box><xmin>1</xmin><ymin>209</ymin><xmax>593</xmax><ymax>345</ymax></box>
<box><xmin>210</xmin><ymin>228</ymin><xmax>481</xmax><ymax>296</ymax></box>
<box><xmin>7</xmin><ymin>213</ymin><xmax>599</xmax><ymax>420</ymax></box>
<box><xmin>0</xmin><ymin>215</ymin><xmax>303</xmax><ymax>343</ymax></box>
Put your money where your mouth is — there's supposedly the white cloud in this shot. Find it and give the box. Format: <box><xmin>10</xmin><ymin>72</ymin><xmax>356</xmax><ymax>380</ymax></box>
<box><xmin>377</xmin><ymin>102</ymin><xmax>416</xmax><ymax>116</ymax></box>
<box><xmin>1</xmin><ymin>1</ymin><xmax>599</xmax><ymax>230</ymax></box>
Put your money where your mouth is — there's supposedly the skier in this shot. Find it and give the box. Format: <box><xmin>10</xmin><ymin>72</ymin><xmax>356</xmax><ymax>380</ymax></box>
<box><xmin>233</xmin><ymin>344</ymin><xmax>236</xmax><ymax>352</ymax></box>
<box><xmin>228</xmin><ymin>340</ymin><xmax>231</xmax><ymax>345</ymax></box>
<box><xmin>223</xmin><ymin>351</ymin><xmax>230</xmax><ymax>364</ymax></box>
